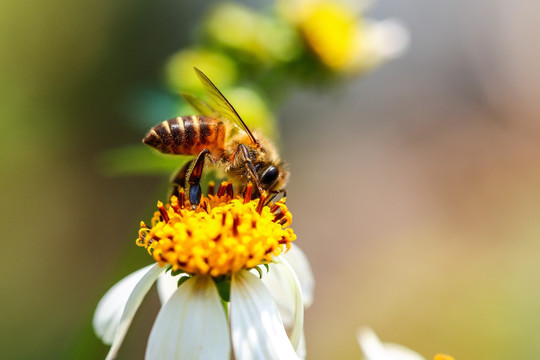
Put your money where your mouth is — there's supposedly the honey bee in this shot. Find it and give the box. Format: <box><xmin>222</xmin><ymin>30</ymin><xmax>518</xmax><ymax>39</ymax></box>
<box><xmin>143</xmin><ymin>68</ymin><xmax>288</xmax><ymax>206</ymax></box>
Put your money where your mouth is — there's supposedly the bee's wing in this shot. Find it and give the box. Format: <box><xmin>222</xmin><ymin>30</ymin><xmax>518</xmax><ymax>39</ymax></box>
<box><xmin>181</xmin><ymin>93</ymin><xmax>216</xmax><ymax>117</ymax></box>
<box><xmin>194</xmin><ymin>67</ymin><xmax>259</xmax><ymax>145</ymax></box>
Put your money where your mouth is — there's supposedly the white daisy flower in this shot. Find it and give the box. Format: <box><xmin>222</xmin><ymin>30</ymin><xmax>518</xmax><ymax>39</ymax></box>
<box><xmin>93</xmin><ymin>182</ymin><xmax>314</xmax><ymax>360</ymax></box>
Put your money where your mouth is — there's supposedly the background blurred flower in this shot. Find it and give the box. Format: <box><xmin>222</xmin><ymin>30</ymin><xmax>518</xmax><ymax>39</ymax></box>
<box><xmin>162</xmin><ymin>0</ymin><xmax>408</xmax><ymax>119</ymax></box>
<box><xmin>296</xmin><ymin>1</ymin><xmax>361</xmax><ymax>70</ymax></box>
<box><xmin>284</xmin><ymin>0</ymin><xmax>409</xmax><ymax>73</ymax></box>
<box><xmin>358</xmin><ymin>327</ymin><xmax>425</xmax><ymax>360</ymax></box>
<box><xmin>357</xmin><ymin>328</ymin><xmax>454</xmax><ymax>360</ymax></box>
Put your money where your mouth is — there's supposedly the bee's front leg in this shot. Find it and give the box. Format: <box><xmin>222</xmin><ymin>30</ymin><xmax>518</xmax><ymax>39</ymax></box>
<box><xmin>187</xmin><ymin>149</ymin><xmax>215</xmax><ymax>207</ymax></box>
<box><xmin>232</xmin><ymin>144</ymin><xmax>263</xmax><ymax>194</ymax></box>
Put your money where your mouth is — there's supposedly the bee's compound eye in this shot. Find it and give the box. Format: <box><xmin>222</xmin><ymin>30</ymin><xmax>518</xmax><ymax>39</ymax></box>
<box><xmin>260</xmin><ymin>166</ymin><xmax>279</xmax><ymax>189</ymax></box>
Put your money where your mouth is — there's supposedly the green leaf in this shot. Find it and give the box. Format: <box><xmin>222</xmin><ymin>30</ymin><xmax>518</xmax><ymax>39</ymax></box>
<box><xmin>177</xmin><ymin>276</ymin><xmax>190</xmax><ymax>287</ymax></box>
<box><xmin>214</xmin><ymin>276</ymin><xmax>231</xmax><ymax>302</ymax></box>
<box><xmin>253</xmin><ymin>265</ymin><xmax>263</xmax><ymax>279</ymax></box>
<box><xmin>171</xmin><ymin>269</ymin><xmax>186</xmax><ymax>277</ymax></box>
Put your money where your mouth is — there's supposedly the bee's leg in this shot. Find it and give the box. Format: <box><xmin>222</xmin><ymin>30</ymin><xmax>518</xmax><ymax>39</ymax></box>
<box><xmin>262</xmin><ymin>188</ymin><xmax>286</xmax><ymax>206</ymax></box>
<box><xmin>232</xmin><ymin>144</ymin><xmax>263</xmax><ymax>194</ymax></box>
<box><xmin>169</xmin><ymin>159</ymin><xmax>194</xmax><ymax>200</ymax></box>
<box><xmin>187</xmin><ymin>148</ymin><xmax>214</xmax><ymax>207</ymax></box>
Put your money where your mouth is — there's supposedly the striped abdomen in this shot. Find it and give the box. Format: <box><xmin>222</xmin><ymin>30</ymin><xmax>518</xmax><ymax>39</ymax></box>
<box><xmin>143</xmin><ymin>116</ymin><xmax>226</xmax><ymax>155</ymax></box>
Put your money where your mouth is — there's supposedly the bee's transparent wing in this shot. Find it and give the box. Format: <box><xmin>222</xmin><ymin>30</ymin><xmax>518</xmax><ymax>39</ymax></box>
<box><xmin>194</xmin><ymin>67</ymin><xmax>258</xmax><ymax>145</ymax></box>
<box><xmin>181</xmin><ymin>93</ymin><xmax>216</xmax><ymax>118</ymax></box>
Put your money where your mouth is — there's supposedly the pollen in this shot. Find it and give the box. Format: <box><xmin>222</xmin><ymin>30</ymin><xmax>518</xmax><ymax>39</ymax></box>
<box><xmin>136</xmin><ymin>182</ymin><xmax>296</xmax><ymax>277</ymax></box>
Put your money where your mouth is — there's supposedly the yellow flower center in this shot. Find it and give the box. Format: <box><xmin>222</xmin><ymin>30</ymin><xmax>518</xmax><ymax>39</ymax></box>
<box><xmin>136</xmin><ymin>182</ymin><xmax>296</xmax><ymax>277</ymax></box>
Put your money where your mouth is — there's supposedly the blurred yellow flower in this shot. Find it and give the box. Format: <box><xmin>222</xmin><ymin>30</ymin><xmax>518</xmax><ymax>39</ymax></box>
<box><xmin>166</xmin><ymin>49</ymin><xmax>237</xmax><ymax>92</ymax></box>
<box><xmin>279</xmin><ymin>0</ymin><xmax>409</xmax><ymax>73</ymax></box>
<box><xmin>297</xmin><ymin>1</ymin><xmax>360</xmax><ymax>70</ymax></box>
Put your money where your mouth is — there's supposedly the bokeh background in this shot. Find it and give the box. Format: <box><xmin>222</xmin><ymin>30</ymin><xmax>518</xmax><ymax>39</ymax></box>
<box><xmin>2</xmin><ymin>0</ymin><xmax>540</xmax><ymax>359</ymax></box>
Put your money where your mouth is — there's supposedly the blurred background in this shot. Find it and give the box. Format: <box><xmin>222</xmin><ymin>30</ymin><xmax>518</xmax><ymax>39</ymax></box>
<box><xmin>2</xmin><ymin>0</ymin><xmax>540</xmax><ymax>359</ymax></box>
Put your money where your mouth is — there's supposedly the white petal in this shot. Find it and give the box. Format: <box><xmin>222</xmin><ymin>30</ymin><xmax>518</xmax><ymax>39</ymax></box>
<box><xmin>275</xmin><ymin>257</ymin><xmax>304</xmax><ymax>351</ymax></box>
<box><xmin>156</xmin><ymin>271</ymin><xmax>188</xmax><ymax>304</ymax></box>
<box><xmin>231</xmin><ymin>270</ymin><xmax>300</xmax><ymax>360</ymax></box>
<box><xmin>260</xmin><ymin>245</ymin><xmax>313</xmax><ymax>327</ymax></box>
<box><xmin>105</xmin><ymin>264</ymin><xmax>165</xmax><ymax>360</ymax></box>
<box><xmin>260</xmin><ymin>262</ymin><xmax>295</xmax><ymax>326</ymax></box>
<box><xmin>297</xmin><ymin>330</ymin><xmax>306</xmax><ymax>360</ymax></box>
<box><xmin>146</xmin><ymin>275</ymin><xmax>230</xmax><ymax>360</ymax></box>
<box><xmin>357</xmin><ymin>327</ymin><xmax>386</xmax><ymax>360</ymax></box>
<box><xmin>282</xmin><ymin>244</ymin><xmax>315</xmax><ymax>307</ymax></box>
<box><xmin>93</xmin><ymin>264</ymin><xmax>154</xmax><ymax>345</ymax></box>
<box><xmin>357</xmin><ymin>327</ymin><xmax>425</xmax><ymax>360</ymax></box>
<box><xmin>383</xmin><ymin>344</ymin><xmax>426</xmax><ymax>360</ymax></box>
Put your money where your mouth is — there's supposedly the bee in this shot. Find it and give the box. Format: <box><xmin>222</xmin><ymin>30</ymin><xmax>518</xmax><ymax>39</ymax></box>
<box><xmin>142</xmin><ymin>68</ymin><xmax>288</xmax><ymax>206</ymax></box>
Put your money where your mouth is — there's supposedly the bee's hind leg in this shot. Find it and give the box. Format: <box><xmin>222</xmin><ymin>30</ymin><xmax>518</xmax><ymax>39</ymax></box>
<box><xmin>169</xmin><ymin>159</ymin><xmax>193</xmax><ymax>200</ymax></box>
<box><xmin>187</xmin><ymin>148</ymin><xmax>214</xmax><ymax>207</ymax></box>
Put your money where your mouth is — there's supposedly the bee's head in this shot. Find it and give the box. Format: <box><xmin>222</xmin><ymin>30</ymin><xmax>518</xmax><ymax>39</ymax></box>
<box><xmin>257</xmin><ymin>162</ymin><xmax>289</xmax><ymax>193</ymax></box>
